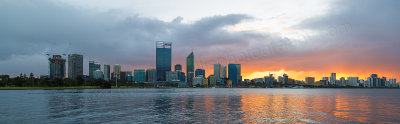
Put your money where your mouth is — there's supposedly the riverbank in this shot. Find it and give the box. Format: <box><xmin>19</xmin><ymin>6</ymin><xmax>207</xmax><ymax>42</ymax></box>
<box><xmin>0</xmin><ymin>86</ymin><xmax>163</xmax><ymax>90</ymax></box>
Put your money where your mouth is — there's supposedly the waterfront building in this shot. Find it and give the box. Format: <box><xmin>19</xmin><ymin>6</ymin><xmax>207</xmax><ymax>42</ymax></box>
<box><xmin>49</xmin><ymin>55</ymin><xmax>66</xmax><ymax>80</ymax></box>
<box><xmin>330</xmin><ymin>73</ymin><xmax>336</xmax><ymax>86</ymax></box>
<box><xmin>244</xmin><ymin>79</ymin><xmax>250</xmax><ymax>84</ymax></box>
<box><xmin>264</xmin><ymin>74</ymin><xmax>274</xmax><ymax>86</ymax></box>
<box><xmin>195</xmin><ymin>69</ymin><xmax>205</xmax><ymax>78</ymax></box>
<box><xmin>252</xmin><ymin>78</ymin><xmax>264</xmax><ymax>84</ymax></box>
<box><xmin>146</xmin><ymin>69</ymin><xmax>156</xmax><ymax>83</ymax></box>
<box><xmin>156</xmin><ymin>41</ymin><xmax>172</xmax><ymax>81</ymax></box>
<box><xmin>208</xmin><ymin>75</ymin><xmax>217</xmax><ymax>87</ymax></box>
<box><xmin>113</xmin><ymin>64</ymin><xmax>121</xmax><ymax>80</ymax></box>
<box><xmin>174</xmin><ymin>64</ymin><xmax>182</xmax><ymax>72</ymax></box>
<box><xmin>89</xmin><ymin>61</ymin><xmax>101</xmax><ymax>79</ymax></box>
<box><xmin>340</xmin><ymin>77</ymin><xmax>346</xmax><ymax>86</ymax></box>
<box><xmin>187</xmin><ymin>72</ymin><xmax>194</xmax><ymax>87</ymax></box>
<box><xmin>214</xmin><ymin>63</ymin><xmax>221</xmax><ymax>79</ymax></box>
<box><xmin>228</xmin><ymin>63</ymin><xmax>241</xmax><ymax>85</ymax></box>
<box><xmin>202</xmin><ymin>78</ymin><xmax>208</xmax><ymax>87</ymax></box>
<box><xmin>104</xmin><ymin>64</ymin><xmax>110</xmax><ymax>80</ymax></box>
<box><xmin>193</xmin><ymin>76</ymin><xmax>203</xmax><ymax>87</ymax></box>
<box><xmin>186</xmin><ymin>52</ymin><xmax>194</xmax><ymax>75</ymax></box>
<box><xmin>67</xmin><ymin>54</ymin><xmax>83</xmax><ymax>79</ymax></box>
<box><xmin>389</xmin><ymin>78</ymin><xmax>397</xmax><ymax>87</ymax></box>
<box><xmin>93</xmin><ymin>69</ymin><xmax>103</xmax><ymax>79</ymax></box>
<box><xmin>283</xmin><ymin>74</ymin><xmax>289</xmax><ymax>85</ymax></box>
<box><xmin>221</xmin><ymin>64</ymin><xmax>227</xmax><ymax>78</ymax></box>
<box><xmin>166</xmin><ymin>71</ymin><xmax>179</xmax><ymax>82</ymax></box>
<box><xmin>177</xmin><ymin>71</ymin><xmax>185</xmax><ymax>82</ymax></box>
<box><xmin>126</xmin><ymin>71</ymin><xmax>132</xmax><ymax>81</ymax></box>
<box><xmin>348</xmin><ymin>77</ymin><xmax>359</xmax><ymax>87</ymax></box>
<box><xmin>134</xmin><ymin>69</ymin><xmax>146</xmax><ymax>83</ymax></box>
<box><xmin>305</xmin><ymin>77</ymin><xmax>315</xmax><ymax>85</ymax></box>
<box><xmin>120</xmin><ymin>71</ymin><xmax>126</xmax><ymax>81</ymax></box>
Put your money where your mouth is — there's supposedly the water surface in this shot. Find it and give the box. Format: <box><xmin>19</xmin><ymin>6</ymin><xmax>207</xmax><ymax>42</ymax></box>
<box><xmin>0</xmin><ymin>88</ymin><xmax>399</xmax><ymax>123</ymax></box>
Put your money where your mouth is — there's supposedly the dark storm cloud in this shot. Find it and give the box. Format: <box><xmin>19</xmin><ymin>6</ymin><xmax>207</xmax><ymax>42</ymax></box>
<box><xmin>0</xmin><ymin>0</ymin><xmax>272</xmax><ymax>75</ymax></box>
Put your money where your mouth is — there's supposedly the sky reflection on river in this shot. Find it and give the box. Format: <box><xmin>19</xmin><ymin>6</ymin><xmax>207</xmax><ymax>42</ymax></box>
<box><xmin>0</xmin><ymin>89</ymin><xmax>400</xmax><ymax>123</ymax></box>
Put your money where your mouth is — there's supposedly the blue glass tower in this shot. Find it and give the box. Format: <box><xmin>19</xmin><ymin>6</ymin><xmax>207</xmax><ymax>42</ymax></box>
<box><xmin>228</xmin><ymin>63</ymin><xmax>241</xmax><ymax>85</ymax></box>
<box><xmin>156</xmin><ymin>41</ymin><xmax>172</xmax><ymax>81</ymax></box>
<box><xmin>195</xmin><ymin>69</ymin><xmax>205</xmax><ymax>78</ymax></box>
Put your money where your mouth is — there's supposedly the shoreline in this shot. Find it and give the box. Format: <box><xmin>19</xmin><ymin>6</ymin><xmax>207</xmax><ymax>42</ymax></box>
<box><xmin>0</xmin><ymin>86</ymin><xmax>398</xmax><ymax>90</ymax></box>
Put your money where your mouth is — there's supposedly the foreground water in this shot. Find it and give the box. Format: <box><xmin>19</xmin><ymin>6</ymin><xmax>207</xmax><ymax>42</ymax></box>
<box><xmin>0</xmin><ymin>88</ymin><xmax>400</xmax><ymax>123</ymax></box>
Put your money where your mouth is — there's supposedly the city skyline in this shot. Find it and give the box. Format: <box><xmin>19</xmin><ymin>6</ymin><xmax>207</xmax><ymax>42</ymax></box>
<box><xmin>0</xmin><ymin>0</ymin><xmax>400</xmax><ymax>81</ymax></box>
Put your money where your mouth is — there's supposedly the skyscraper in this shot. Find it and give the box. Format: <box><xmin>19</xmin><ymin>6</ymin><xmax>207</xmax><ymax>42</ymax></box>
<box><xmin>228</xmin><ymin>63</ymin><xmax>241</xmax><ymax>85</ymax></box>
<box><xmin>104</xmin><ymin>64</ymin><xmax>110</xmax><ymax>80</ymax></box>
<box><xmin>67</xmin><ymin>54</ymin><xmax>83</xmax><ymax>79</ymax></box>
<box><xmin>134</xmin><ymin>69</ymin><xmax>146</xmax><ymax>83</ymax></box>
<box><xmin>214</xmin><ymin>62</ymin><xmax>221</xmax><ymax>79</ymax></box>
<box><xmin>187</xmin><ymin>72</ymin><xmax>194</xmax><ymax>87</ymax></box>
<box><xmin>156</xmin><ymin>41</ymin><xmax>172</xmax><ymax>81</ymax></box>
<box><xmin>195</xmin><ymin>68</ymin><xmax>205</xmax><ymax>78</ymax></box>
<box><xmin>49</xmin><ymin>55</ymin><xmax>66</xmax><ymax>80</ymax></box>
<box><xmin>146</xmin><ymin>69</ymin><xmax>156</xmax><ymax>82</ymax></box>
<box><xmin>330</xmin><ymin>73</ymin><xmax>336</xmax><ymax>86</ymax></box>
<box><xmin>175</xmin><ymin>64</ymin><xmax>182</xmax><ymax>72</ymax></box>
<box><xmin>114</xmin><ymin>64</ymin><xmax>121</xmax><ymax>80</ymax></box>
<box><xmin>186</xmin><ymin>52</ymin><xmax>194</xmax><ymax>74</ymax></box>
<box><xmin>221</xmin><ymin>64</ymin><xmax>227</xmax><ymax>78</ymax></box>
<box><xmin>186</xmin><ymin>52</ymin><xmax>194</xmax><ymax>85</ymax></box>
<box><xmin>89</xmin><ymin>61</ymin><xmax>101</xmax><ymax>79</ymax></box>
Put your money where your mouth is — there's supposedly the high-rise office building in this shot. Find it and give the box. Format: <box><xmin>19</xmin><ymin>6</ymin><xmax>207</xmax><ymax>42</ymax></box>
<box><xmin>186</xmin><ymin>52</ymin><xmax>194</xmax><ymax>74</ymax></box>
<box><xmin>330</xmin><ymin>73</ymin><xmax>336</xmax><ymax>86</ymax></box>
<box><xmin>186</xmin><ymin>52</ymin><xmax>194</xmax><ymax>85</ymax></box>
<box><xmin>104</xmin><ymin>64</ymin><xmax>110</xmax><ymax>80</ymax></box>
<box><xmin>49</xmin><ymin>55</ymin><xmax>66</xmax><ymax>80</ymax></box>
<box><xmin>187</xmin><ymin>72</ymin><xmax>194</xmax><ymax>87</ymax></box>
<box><xmin>114</xmin><ymin>64</ymin><xmax>121</xmax><ymax>80</ymax></box>
<box><xmin>156</xmin><ymin>41</ymin><xmax>172</xmax><ymax>81</ymax></box>
<box><xmin>146</xmin><ymin>69</ymin><xmax>157</xmax><ymax>82</ymax></box>
<box><xmin>195</xmin><ymin>69</ymin><xmax>205</xmax><ymax>78</ymax></box>
<box><xmin>89</xmin><ymin>61</ymin><xmax>101</xmax><ymax>79</ymax></box>
<box><xmin>228</xmin><ymin>63</ymin><xmax>241</xmax><ymax>85</ymax></box>
<box><xmin>134</xmin><ymin>69</ymin><xmax>146</xmax><ymax>83</ymax></box>
<box><xmin>221</xmin><ymin>64</ymin><xmax>227</xmax><ymax>78</ymax></box>
<box><xmin>214</xmin><ymin>62</ymin><xmax>221</xmax><ymax>79</ymax></box>
<box><xmin>305</xmin><ymin>77</ymin><xmax>315</xmax><ymax>85</ymax></box>
<box><xmin>175</xmin><ymin>64</ymin><xmax>182</xmax><ymax>72</ymax></box>
<box><xmin>67</xmin><ymin>54</ymin><xmax>83</xmax><ymax>79</ymax></box>
<box><xmin>371</xmin><ymin>74</ymin><xmax>379</xmax><ymax>87</ymax></box>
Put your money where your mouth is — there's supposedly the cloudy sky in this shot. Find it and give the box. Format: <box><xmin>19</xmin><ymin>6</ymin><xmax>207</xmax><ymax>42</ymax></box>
<box><xmin>1</xmin><ymin>0</ymin><xmax>399</xmax><ymax>80</ymax></box>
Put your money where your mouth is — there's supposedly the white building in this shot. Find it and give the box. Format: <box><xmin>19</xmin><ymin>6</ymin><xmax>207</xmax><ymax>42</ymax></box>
<box><xmin>221</xmin><ymin>64</ymin><xmax>227</xmax><ymax>78</ymax></box>
<box><xmin>193</xmin><ymin>76</ymin><xmax>203</xmax><ymax>87</ymax></box>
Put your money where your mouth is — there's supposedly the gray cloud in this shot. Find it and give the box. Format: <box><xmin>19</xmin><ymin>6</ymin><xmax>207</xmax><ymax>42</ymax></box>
<box><xmin>0</xmin><ymin>0</ymin><xmax>278</xmax><ymax>75</ymax></box>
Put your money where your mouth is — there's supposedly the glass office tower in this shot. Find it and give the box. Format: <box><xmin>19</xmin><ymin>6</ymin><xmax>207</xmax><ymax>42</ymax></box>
<box><xmin>156</xmin><ymin>41</ymin><xmax>172</xmax><ymax>81</ymax></box>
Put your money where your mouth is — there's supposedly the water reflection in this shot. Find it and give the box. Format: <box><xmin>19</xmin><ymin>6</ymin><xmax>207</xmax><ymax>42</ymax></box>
<box><xmin>1</xmin><ymin>89</ymin><xmax>400</xmax><ymax>123</ymax></box>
